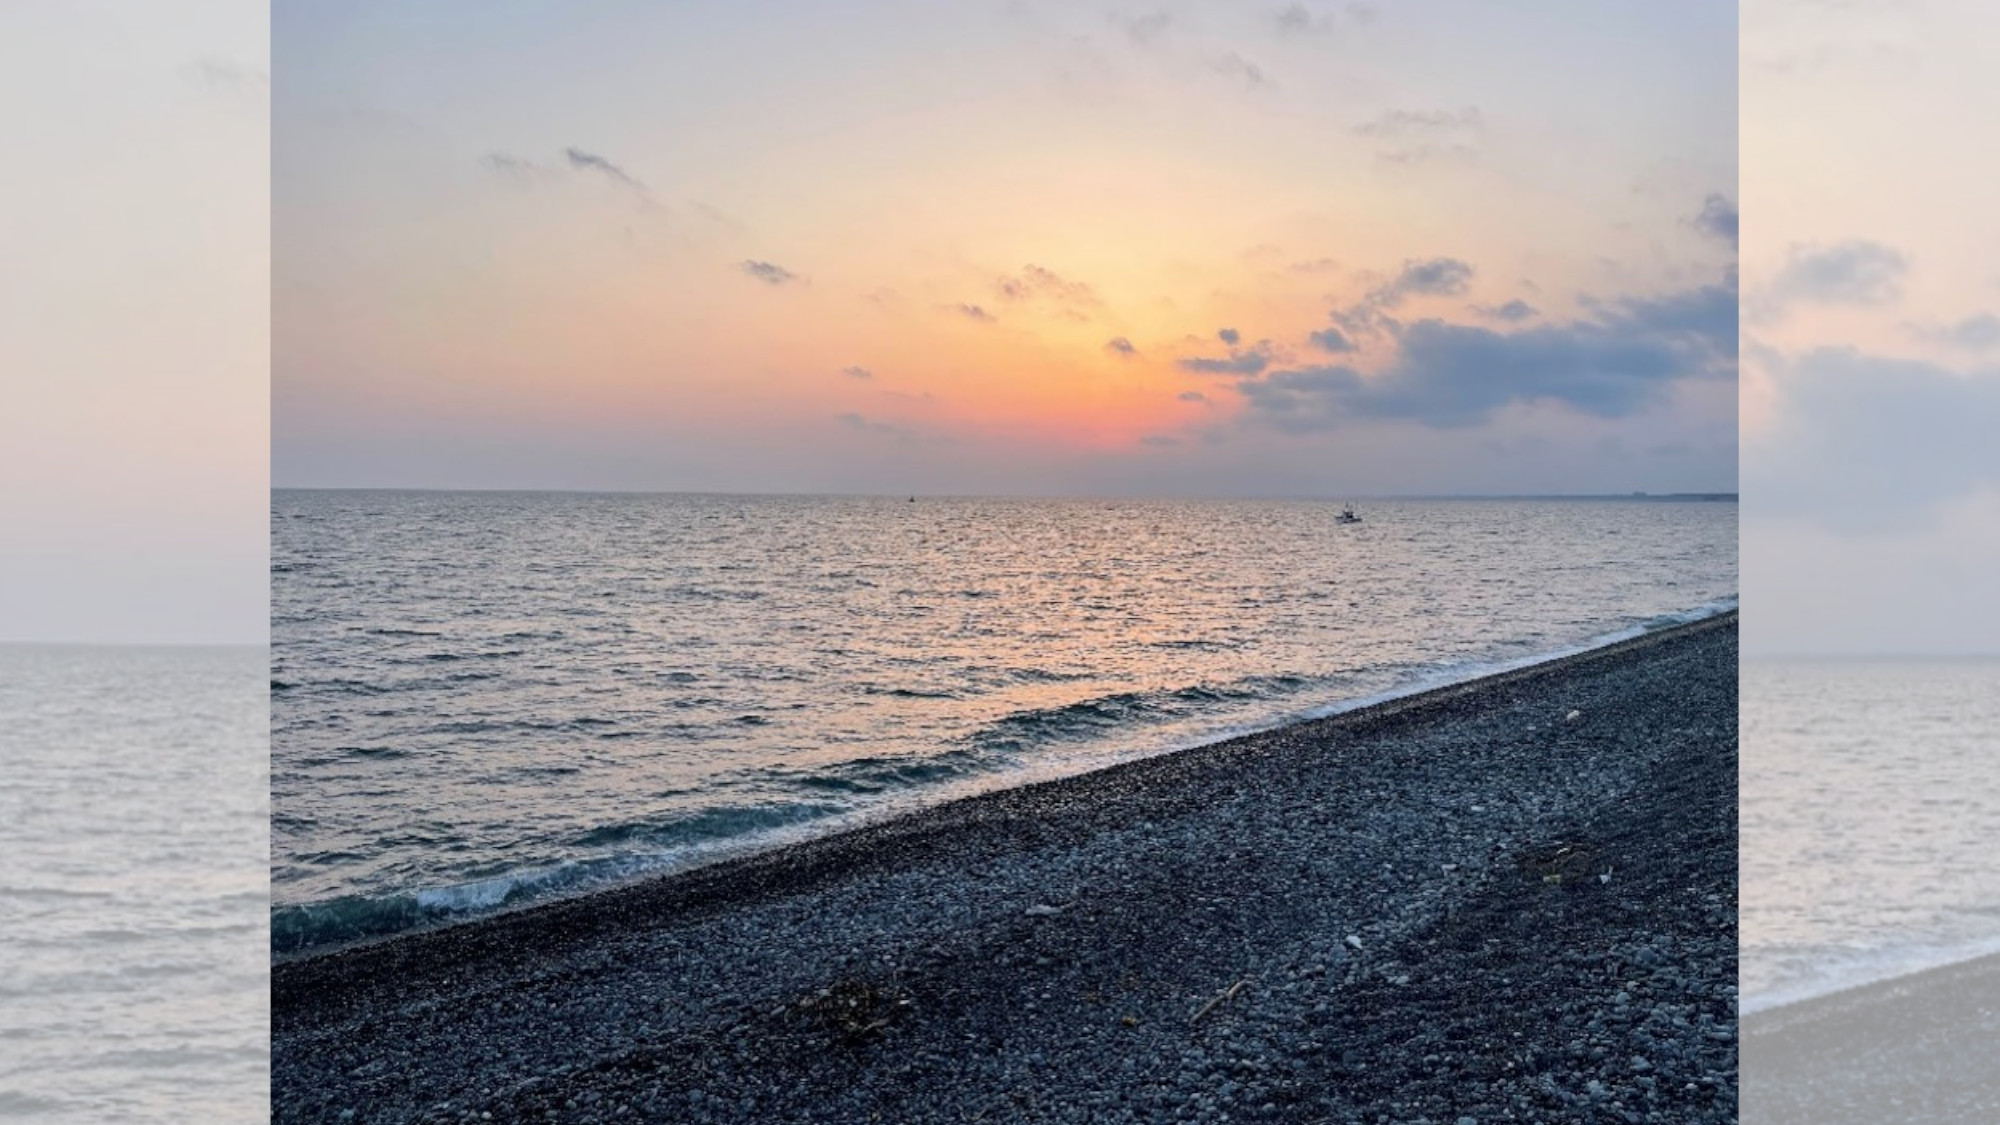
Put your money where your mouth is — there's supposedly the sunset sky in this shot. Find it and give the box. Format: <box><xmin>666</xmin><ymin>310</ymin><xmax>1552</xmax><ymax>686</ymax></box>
<box><xmin>1742</xmin><ymin>0</ymin><xmax>2000</xmax><ymax>655</ymax></box>
<box><xmin>275</xmin><ymin>0</ymin><xmax>1736</xmax><ymax>497</ymax></box>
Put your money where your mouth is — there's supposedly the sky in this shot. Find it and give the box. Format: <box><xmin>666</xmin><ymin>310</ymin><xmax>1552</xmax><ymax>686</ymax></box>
<box><xmin>274</xmin><ymin>0</ymin><xmax>1736</xmax><ymax>499</ymax></box>
<box><xmin>1742</xmin><ymin>0</ymin><xmax>2000</xmax><ymax>656</ymax></box>
<box><xmin>2</xmin><ymin>2</ymin><xmax>268</xmax><ymax>645</ymax></box>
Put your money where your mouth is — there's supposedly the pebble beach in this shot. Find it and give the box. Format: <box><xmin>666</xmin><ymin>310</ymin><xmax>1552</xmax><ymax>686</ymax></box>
<box><xmin>273</xmin><ymin>614</ymin><xmax>1738</xmax><ymax>1124</ymax></box>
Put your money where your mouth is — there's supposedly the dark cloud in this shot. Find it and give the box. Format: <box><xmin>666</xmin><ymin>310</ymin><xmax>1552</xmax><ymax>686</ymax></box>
<box><xmin>1237</xmin><ymin>271</ymin><xmax>1736</xmax><ymax>431</ymax></box>
<box><xmin>1391</xmin><ymin>258</ymin><xmax>1475</xmax><ymax>298</ymax></box>
<box><xmin>1106</xmin><ymin>337</ymin><xmax>1139</xmax><ymax>357</ymax></box>
<box><xmin>841</xmin><ymin>366</ymin><xmax>874</xmax><ymax>380</ymax></box>
<box><xmin>564</xmin><ymin>147</ymin><xmax>646</xmax><ymax>189</ymax></box>
<box><xmin>1178</xmin><ymin>391</ymin><xmax>1211</xmax><ymax>404</ymax></box>
<box><xmin>1211</xmin><ymin>53</ymin><xmax>1267</xmax><ymax>89</ymax></box>
<box><xmin>1746</xmin><ymin>348</ymin><xmax>2000</xmax><ymax>534</ymax></box>
<box><xmin>1914</xmin><ymin>313</ymin><xmax>2000</xmax><ymax>352</ymax></box>
<box><xmin>1309</xmin><ymin>326</ymin><xmax>1358</xmax><ymax>353</ymax></box>
<box><xmin>741</xmin><ymin>260</ymin><xmax>799</xmax><ymax>286</ymax></box>
<box><xmin>1179</xmin><ymin>350</ymin><xmax>1271</xmax><ymax>375</ymax></box>
<box><xmin>1757</xmin><ymin>240</ymin><xmax>1908</xmax><ymax>317</ymax></box>
<box><xmin>1475</xmin><ymin>299</ymin><xmax>1539</xmax><ymax>323</ymax></box>
<box><xmin>1218</xmin><ymin>328</ymin><xmax>1241</xmax><ymax>345</ymax></box>
<box><xmin>1694</xmin><ymin>194</ymin><xmax>1739</xmax><ymax>249</ymax></box>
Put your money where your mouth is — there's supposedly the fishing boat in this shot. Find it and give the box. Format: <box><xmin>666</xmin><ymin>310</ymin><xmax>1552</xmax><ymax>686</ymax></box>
<box><xmin>1336</xmin><ymin>504</ymin><xmax>1362</xmax><ymax>524</ymax></box>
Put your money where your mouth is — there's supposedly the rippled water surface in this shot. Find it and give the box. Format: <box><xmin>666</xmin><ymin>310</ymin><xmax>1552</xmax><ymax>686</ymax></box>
<box><xmin>272</xmin><ymin>492</ymin><xmax>1735</xmax><ymax>952</ymax></box>
<box><xmin>0</xmin><ymin>646</ymin><xmax>267</xmax><ymax>1123</ymax></box>
<box><xmin>1741</xmin><ymin>659</ymin><xmax>2000</xmax><ymax>1012</ymax></box>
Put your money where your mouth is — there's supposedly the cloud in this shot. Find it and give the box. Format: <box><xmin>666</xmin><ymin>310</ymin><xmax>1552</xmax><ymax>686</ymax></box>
<box><xmin>564</xmin><ymin>147</ymin><xmax>646</xmax><ymax>189</ymax></box>
<box><xmin>1218</xmin><ymin>328</ymin><xmax>1241</xmax><ymax>345</ymax></box>
<box><xmin>1354</xmin><ymin>107</ymin><xmax>1482</xmax><ymax>164</ymax></box>
<box><xmin>187</xmin><ymin>57</ymin><xmax>270</xmax><ymax>93</ymax></box>
<box><xmin>1694</xmin><ymin>194</ymin><xmax>1739</xmax><ymax>249</ymax></box>
<box><xmin>1753</xmin><ymin>240</ymin><xmax>1908</xmax><ymax>320</ymax></box>
<box><xmin>1273</xmin><ymin>4</ymin><xmax>1380</xmax><ymax>35</ymax></box>
<box><xmin>952</xmin><ymin>303</ymin><xmax>996</xmax><ymax>322</ymax></box>
<box><xmin>1106</xmin><ymin>337</ymin><xmax>1138</xmax><ymax>357</ymax></box>
<box><xmin>1355</xmin><ymin>108</ymin><xmax>1482</xmax><ymax>137</ymax></box>
<box><xmin>1178</xmin><ymin>391</ymin><xmax>1212</xmax><ymax>404</ymax></box>
<box><xmin>483</xmin><ymin>152</ymin><xmax>556</xmax><ymax>180</ymax></box>
<box><xmin>837</xmin><ymin>412</ymin><xmax>916</xmax><ymax>441</ymax></box>
<box><xmin>841</xmin><ymin>366</ymin><xmax>874</xmax><ymax>380</ymax></box>
<box><xmin>1913</xmin><ymin>313</ymin><xmax>2000</xmax><ymax>352</ymax></box>
<box><xmin>741</xmin><ymin>260</ymin><xmax>800</xmax><ymax>286</ymax></box>
<box><xmin>1390</xmin><ymin>258</ymin><xmax>1476</xmax><ymax>299</ymax></box>
<box><xmin>1237</xmin><ymin>271</ymin><xmax>1737</xmax><ymax>430</ymax></box>
<box><xmin>1211</xmin><ymin>53</ymin><xmax>1268</xmax><ymax>89</ymax></box>
<box><xmin>1474</xmin><ymin>299</ymin><xmax>1539</xmax><ymax>323</ymax></box>
<box><xmin>994</xmin><ymin>265</ymin><xmax>1102</xmax><ymax>315</ymax></box>
<box><xmin>1140</xmin><ymin>433</ymin><xmax>1182</xmax><ymax>447</ymax></box>
<box><xmin>1113</xmin><ymin>11</ymin><xmax>1172</xmax><ymax>44</ymax></box>
<box><xmin>1179</xmin><ymin>349</ymin><xmax>1271</xmax><ymax>375</ymax></box>
<box><xmin>1330</xmin><ymin>257</ymin><xmax>1478</xmax><ymax>337</ymax></box>
<box><xmin>1747</xmin><ymin>348</ymin><xmax>2000</xmax><ymax>534</ymax></box>
<box><xmin>1309</xmin><ymin>326</ymin><xmax>1358</xmax><ymax>353</ymax></box>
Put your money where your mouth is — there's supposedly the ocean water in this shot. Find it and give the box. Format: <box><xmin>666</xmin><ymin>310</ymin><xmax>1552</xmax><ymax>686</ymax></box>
<box><xmin>1741</xmin><ymin>658</ymin><xmax>2000</xmax><ymax>1014</ymax></box>
<box><xmin>0</xmin><ymin>646</ymin><xmax>268</xmax><ymax>1123</ymax></box>
<box><xmin>271</xmin><ymin>491</ymin><xmax>1735</xmax><ymax>954</ymax></box>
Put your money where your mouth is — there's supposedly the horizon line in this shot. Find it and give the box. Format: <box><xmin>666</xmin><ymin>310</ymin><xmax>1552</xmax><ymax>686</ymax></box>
<box><xmin>270</xmin><ymin>485</ymin><xmax>1739</xmax><ymax>502</ymax></box>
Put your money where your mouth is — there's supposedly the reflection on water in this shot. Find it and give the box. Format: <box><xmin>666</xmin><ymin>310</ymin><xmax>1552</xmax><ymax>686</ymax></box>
<box><xmin>272</xmin><ymin>492</ymin><xmax>1735</xmax><ymax>951</ymax></box>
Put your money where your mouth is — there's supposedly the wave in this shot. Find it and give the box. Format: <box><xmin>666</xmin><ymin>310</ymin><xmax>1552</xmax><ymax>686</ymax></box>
<box><xmin>273</xmin><ymin>597</ymin><xmax>1737</xmax><ymax>957</ymax></box>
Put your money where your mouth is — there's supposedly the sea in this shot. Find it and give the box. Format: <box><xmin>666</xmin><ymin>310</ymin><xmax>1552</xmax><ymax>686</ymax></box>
<box><xmin>0</xmin><ymin>645</ymin><xmax>268</xmax><ymax>1124</ymax></box>
<box><xmin>270</xmin><ymin>491</ymin><xmax>1736</xmax><ymax>955</ymax></box>
<box><xmin>1740</xmin><ymin>658</ymin><xmax>2000</xmax><ymax>1014</ymax></box>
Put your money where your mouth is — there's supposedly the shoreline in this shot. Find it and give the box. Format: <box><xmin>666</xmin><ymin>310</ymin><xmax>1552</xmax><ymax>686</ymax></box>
<box><xmin>1742</xmin><ymin>947</ymin><xmax>2000</xmax><ymax>1122</ymax></box>
<box><xmin>275</xmin><ymin>605</ymin><xmax>1735</xmax><ymax>963</ymax></box>
<box><xmin>275</xmin><ymin>613</ymin><xmax>1737</xmax><ymax>1124</ymax></box>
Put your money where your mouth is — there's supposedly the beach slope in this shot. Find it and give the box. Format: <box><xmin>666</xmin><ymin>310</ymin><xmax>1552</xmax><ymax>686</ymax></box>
<box><xmin>274</xmin><ymin>616</ymin><xmax>1738</xmax><ymax>1124</ymax></box>
<box><xmin>1743</xmin><ymin>952</ymin><xmax>2000</xmax><ymax>1123</ymax></box>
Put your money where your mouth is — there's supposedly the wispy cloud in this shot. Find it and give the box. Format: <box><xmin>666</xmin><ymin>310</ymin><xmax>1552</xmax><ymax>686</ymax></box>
<box><xmin>1211</xmin><ymin>52</ymin><xmax>1269</xmax><ymax>89</ymax></box>
<box><xmin>1910</xmin><ymin>313</ymin><xmax>2000</xmax><ymax>352</ymax></box>
<box><xmin>950</xmin><ymin>303</ymin><xmax>996</xmax><ymax>322</ymax></box>
<box><xmin>841</xmin><ymin>365</ymin><xmax>874</xmax><ymax>380</ymax></box>
<box><xmin>1112</xmin><ymin>10</ymin><xmax>1173</xmax><ymax>44</ymax></box>
<box><xmin>994</xmin><ymin>265</ymin><xmax>1102</xmax><ymax>316</ymax></box>
<box><xmin>1751</xmin><ymin>240</ymin><xmax>1907</xmax><ymax>321</ymax></box>
<box><xmin>564</xmin><ymin>146</ymin><xmax>645</xmax><ymax>189</ymax></box>
<box><xmin>1354</xmin><ymin>107</ymin><xmax>1482</xmax><ymax>164</ymax></box>
<box><xmin>1106</xmin><ymin>337</ymin><xmax>1139</xmax><ymax>357</ymax></box>
<box><xmin>742</xmin><ymin>260</ymin><xmax>800</xmax><ymax>286</ymax></box>
<box><xmin>836</xmin><ymin>412</ymin><xmax>917</xmax><ymax>441</ymax></box>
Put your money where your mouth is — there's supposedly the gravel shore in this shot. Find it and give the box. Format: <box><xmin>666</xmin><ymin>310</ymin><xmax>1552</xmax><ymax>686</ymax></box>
<box><xmin>1742</xmin><ymin>950</ymin><xmax>2000</xmax><ymax>1123</ymax></box>
<box><xmin>273</xmin><ymin>615</ymin><xmax>1738</xmax><ymax>1124</ymax></box>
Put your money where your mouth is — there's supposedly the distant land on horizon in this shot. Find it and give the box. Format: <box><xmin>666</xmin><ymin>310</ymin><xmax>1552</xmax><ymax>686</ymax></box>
<box><xmin>270</xmin><ymin>487</ymin><xmax>1738</xmax><ymax>503</ymax></box>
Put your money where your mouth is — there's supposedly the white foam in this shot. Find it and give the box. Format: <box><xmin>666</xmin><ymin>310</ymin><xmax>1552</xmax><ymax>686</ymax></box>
<box><xmin>1741</xmin><ymin>930</ymin><xmax>2000</xmax><ymax>1016</ymax></box>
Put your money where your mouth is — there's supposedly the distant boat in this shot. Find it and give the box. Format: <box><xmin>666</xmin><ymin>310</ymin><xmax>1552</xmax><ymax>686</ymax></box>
<box><xmin>1336</xmin><ymin>504</ymin><xmax>1362</xmax><ymax>524</ymax></box>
